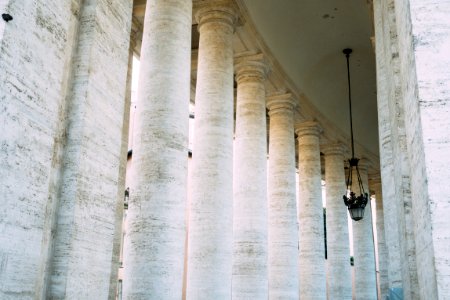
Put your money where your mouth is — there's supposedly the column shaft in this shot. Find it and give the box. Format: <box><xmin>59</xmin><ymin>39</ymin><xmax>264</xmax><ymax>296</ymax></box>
<box><xmin>108</xmin><ymin>37</ymin><xmax>135</xmax><ymax>300</ymax></box>
<box><xmin>0</xmin><ymin>1</ymin><xmax>82</xmax><ymax>297</ymax></box>
<box><xmin>395</xmin><ymin>0</ymin><xmax>450</xmax><ymax>297</ymax></box>
<box><xmin>47</xmin><ymin>1</ymin><xmax>133</xmax><ymax>298</ymax></box>
<box><xmin>352</xmin><ymin>162</ymin><xmax>377</xmax><ymax>300</ymax></box>
<box><xmin>232</xmin><ymin>55</ymin><xmax>268</xmax><ymax>299</ymax></box>
<box><xmin>187</xmin><ymin>2</ymin><xmax>237</xmax><ymax>299</ymax></box>
<box><xmin>296</xmin><ymin>122</ymin><xmax>326</xmax><ymax>299</ymax></box>
<box><xmin>374</xmin><ymin>0</ymin><xmax>419</xmax><ymax>297</ymax></box>
<box><xmin>124</xmin><ymin>0</ymin><xmax>192</xmax><ymax>298</ymax></box>
<box><xmin>373</xmin><ymin>0</ymin><xmax>405</xmax><ymax>294</ymax></box>
<box><xmin>323</xmin><ymin>144</ymin><xmax>352</xmax><ymax>299</ymax></box>
<box><xmin>373</xmin><ymin>182</ymin><xmax>389</xmax><ymax>299</ymax></box>
<box><xmin>267</xmin><ymin>94</ymin><xmax>299</xmax><ymax>299</ymax></box>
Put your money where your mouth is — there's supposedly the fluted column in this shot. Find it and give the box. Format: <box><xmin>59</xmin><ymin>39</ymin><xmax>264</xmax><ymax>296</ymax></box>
<box><xmin>124</xmin><ymin>0</ymin><xmax>192</xmax><ymax>299</ymax></box>
<box><xmin>186</xmin><ymin>2</ymin><xmax>238</xmax><ymax>299</ymax></box>
<box><xmin>352</xmin><ymin>159</ymin><xmax>377</xmax><ymax>300</ymax></box>
<box><xmin>296</xmin><ymin>121</ymin><xmax>326</xmax><ymax>299</ymax></box>
<box><xmin>323</xmin><ymin>143</ymin><xmax>352</xmax><ymax>299</ymax></box>
<box><xmin>267</xmin><ymin>93</ymin><xmax>299</xmax><ymax>299</ymax></box>
<box><xmin>372</xmin><ymin>178</ymin><xmax>389</xmax><ymax>299</ymax></box>
<box><xmin>232</xmin><ymin>54</ymin><xmax>269</xmax><ymax>299</ymax></box>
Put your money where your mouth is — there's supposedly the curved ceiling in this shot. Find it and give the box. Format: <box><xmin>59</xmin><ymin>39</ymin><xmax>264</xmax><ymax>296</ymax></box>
<box><xmin>242</xmin><ymin>0</ymin><xmax>379</xmax><ymax>156</ymax></box>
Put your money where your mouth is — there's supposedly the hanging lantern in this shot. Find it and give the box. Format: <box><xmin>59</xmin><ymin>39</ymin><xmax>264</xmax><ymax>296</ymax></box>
<box><xmin>341</xmin><ymin>48</ymin><xmax>369</xmax><ymax>221</ymax></box>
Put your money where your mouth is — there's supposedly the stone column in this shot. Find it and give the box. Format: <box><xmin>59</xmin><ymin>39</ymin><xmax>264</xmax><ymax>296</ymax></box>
<box><xmin>295</xmin><ymin>121</ymin><xmax>326</xmax><ymax>299</ymax></box>
<box><xmin>186</xmin><ymin>2</ymin><xmax>238</xmax><ymax>299</ymax></box>
<box><xmin>373</xmin><ymin>1</ymin><xmax>406</xmax><ymax>296</ymax></box>
<box><xmin>391</xmin><ymin>0</ymin><xmax>450</xmax><ymax>298</ymax></box>
<box><xmin>323</xmin><ymin>143</ymin><xmax>352</xmax><ymax>299</ymax></box>
<box><xmin>374</xmin><ymin>1</ymin><xmax>419</xmax><ymax>297</ymax></box>
<box><xmin>267</xmin><ymin>93</ymin><xmax>299</xmax><ymax>299</ymax></box>
<box><xmin>108</xmin><ymin>30</ymin><xmax>136</xmax><ymax>300</ymax></box>
<box><xmin>0</xmin><ymin>1</ymin><xmax>83</xmax><ymax>298</ymax></box>
<box><xmin>46</xmin><ymin>0</ymin><xmax>133</xmax><ymax>298</ymax></box>
<box><xmin>232</xmin><ymin>54</ymin><xmax>269</xmax><ymax>299</ymax></box>
<box><xmin>124</xmin><ymin>0</ymin><xmax>192</xmax><ymax>299</ymax></box>
<box><xmin>352</xmin><ymin>159</ymin><xmax>377</xmax><ymax>300</ymax></box>
<box><xmin>372</xmin><ymin>178</ymin><xmax>389</xmax><ymax>299</ymax></box>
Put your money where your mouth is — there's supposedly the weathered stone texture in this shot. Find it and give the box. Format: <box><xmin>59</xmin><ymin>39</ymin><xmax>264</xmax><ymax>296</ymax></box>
<box><xmin>47</xmin><ymin>0</ymin><xmax>132</xmax><ymax>299</ymax></box>
<box><xmin>323</xmin><ymin>143</ymin><xmax>352</xmax><ymax>300</ymax></box>
<box><xmin>0</xmin><ymin>1</ymin><xmax>81</xmax><ymax>298</ymax></box>
<box><xmin>373</xmin><ymin>0</ymin><xmax>403</xmax><ymax>293</ymax></box>
<box><xmin>296</xmin><ymin>122</ymin><xmax>326</xmax><ymax>299</ymax></box>
<box><xmin>374</xmin><ymin>0</ymin><xmax>419</xmax><ymax>298</ymax></box>
<box><xmin>352</xmin><ymin>161</ymin><xmax>377</xmax><ymax>300</ymax></box>
<box><xmin>372</xmin><ymin>182</ymin><xmax>389</xmax><ymax>299</ymax></box>
<box><xmin>371</xmin><ymin>0</ymin><xmax>450</xmax><ymax>297</ymax></box>
<box><xmin>108</xmin><ymin>41</ymin><xmax>135</xmax><ymax>300</ymax></box>
<box><xmin>232</xmin><ymin>54</ymin><xmax>268</xmax><ymax>299</ymax></box>
<box><xmin>124</xmin><ymin>0</ymin><xmax>192</xmax><ymax>299</ymax></box>
<box><xmin>187</xmin><ymin>2</ymin><xmax>236</xmax><ymax>299</ymax></box>
<box><xmin>393</xmin><ymin>0</ymin><xmax>450</xmax><ymax>298</ymax></box>
<box><xmin>267</xmin><ymin>94</ymin><xmax>299</xmax><ymax>299</ymax></box>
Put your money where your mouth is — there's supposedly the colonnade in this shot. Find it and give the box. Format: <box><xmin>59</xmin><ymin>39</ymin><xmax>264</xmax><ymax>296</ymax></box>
<box><xmin>123</xmin><ymin>1</ymin><xmax>382</xmax><ymax>299</ymax></box>
<box><xmin>8</xmin><ymin>0</ymin><xmax>450</xmax><ymax>299</ymax></box>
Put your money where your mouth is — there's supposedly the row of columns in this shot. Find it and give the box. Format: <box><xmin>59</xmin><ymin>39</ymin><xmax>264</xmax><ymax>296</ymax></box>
<box><xmin>124</xmin><ymin>0</ymin><xmax>382</xmax><ymax>299</ymax></box>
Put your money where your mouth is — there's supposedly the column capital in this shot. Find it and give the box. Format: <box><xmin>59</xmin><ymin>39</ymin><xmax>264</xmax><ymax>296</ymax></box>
<box><xmin>234</xmin><ymin>53</ymin><xmax>270</xmax><ymax>84</ymax></box>
<box><xmin>294</xmin><ymin>121</ymin><xmax>322</xmax><ymax>138</ymax></box>
<box><xmin>322</xmin><ymin>142</ymin><xmax>347</xmax><ymax>156</ymax></box>
<box><xmin>266</xmin><ymin>93</ymin><xmax>296</xmax><ymax>116</ymax></box>
<box><xmin>194</xmin><ymin>0</ymin><xmax>240</xmax><ymax>31</ymax></box>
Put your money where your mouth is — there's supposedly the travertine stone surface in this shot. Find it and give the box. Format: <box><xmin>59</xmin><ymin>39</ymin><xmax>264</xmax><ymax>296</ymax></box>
<box><xmin>323</xmin><ymin>143</ymin><xmax>352</xmax><ymax>300</ymax></box>
<box><xmin>373</xmin><ymin>0</ymin><xmax>404</xmax><ymax>294</ymax></box>
<box><xmin>374</xmin><ymin>1</ymin><xmax>419</xmax><ymax>298</ymax></box>
<box><xmin>108</xmin><ymin>40</ymin><xmax>135</xmax><ymax>300</ymax></box>
<box><xmin>385</xmin><ymin>2</ymin><xmax>419</xmax><ymax>298</ymax></box>
<box><xmin>295</xmin><ymin>121</ymin><xmax>326</xmax><ymax>299</ymax></box>
<box><xmin>372</xmin><ymin>180</ymin><xmax>389</xmax><ymax>299</ymax></box>
<box><xmin>352</xmin><ymin>160</ymin><xmax>377</xmax><ymax>300</ymax></box>
<box><xmin>186</xmin><ymin>2</ymin><xmax>237</xmax><ymax>299</ymax></box>
<box><xmin>0</xmin><ymin>1</ymin><xmax>81</xmax><ymax>298</ymax></box>
<box><xmin>46</xmin><ymin>1</ymin><xmax>132</xmax><ymax>299</ymax></box>
<box><xmin>123</xmin><ymin>1</ymin><xmax>192</xmax><ymax>299</ymax></box>
<box><xmin>267</xmin><ymin>93</ymin><xmax>299</xmax><ymax>300</ymax></box>
<box><xmin>394</xmin><ymin>0</ymin><xmax>450</xmax><ymax>298</ymax></box>
<box><xmin>232</xmin><ymin>54</ymin><xmax>269</xmax><ymax>299</ymax></box>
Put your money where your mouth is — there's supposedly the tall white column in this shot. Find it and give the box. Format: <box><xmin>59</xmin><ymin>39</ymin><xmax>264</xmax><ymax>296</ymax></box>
<box><xmin>108</xmin><ymin>32</ymin><xmax>136</xmax><ymax>300</ymax></box>
<box><xmin>393</xmin><ymin>1</ymin><xmax>450</xmax><ymax>297</ymax></box>
<box><xmin>371</xmin><ymin>178</ymin><xmax>389</xmax><ymax>299</ymax></box>
<box><xmin>186</xmin><ymin>2</ymin><xmax>238</xmax><ymax>299</ymax></box>
<box><xmin>296</xmin><ymin>121</ymin><xmax>326</xmax><ymax>299</ymax></box>
<box><xmin>124</xmin><ymin>0</ymin><xmax>192</xmax><ymax>299</ymax></box>
<box><xmin>232</xmin><ymin>54</ymin><xmax>269</xmax><ymax>299</ymax></box>
<box><xmin>373</xmin><ymin>1</ymin><xmax>407</xmax><ymax>296</ymax></box>
<box><xmin>267</xmin><ymin>93</ymin><xmax>299</xmax><ymax>299</ymax></box>
<box><xmin>323</xmin><ymin>143</ymin><xmax>352</xmax><ymax>299</ymax></box>
<box><xmin>0</xmin><ymin>1</ymin><xmax>82</xmax><ymax>297</ymax></box>
<box><xmin>352</xmin><ymin>159</ymin><xmax>377</xmax><ymax>300</ymax></box>
<box><xmin>46</xmin><ymin>1</ymin><xmax>133</xmax><ymax>298</ymax></box>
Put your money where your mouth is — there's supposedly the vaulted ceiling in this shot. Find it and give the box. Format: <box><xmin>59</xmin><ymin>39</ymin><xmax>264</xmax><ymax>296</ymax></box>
<box><xmin>241</xmin><ymin>0</ymin><xmax>378</xmax><ymax>156</ymax></box>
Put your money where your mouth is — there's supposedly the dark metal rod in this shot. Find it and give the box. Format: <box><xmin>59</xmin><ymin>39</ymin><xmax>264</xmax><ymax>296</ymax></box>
<box><xmin>344</xmin><ymin>49</ymin><xmax>355</xmax><ymax>159</ymax></box>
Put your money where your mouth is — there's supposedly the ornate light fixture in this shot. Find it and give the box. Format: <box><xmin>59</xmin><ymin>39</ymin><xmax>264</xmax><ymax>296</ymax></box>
<box><xmin>342</xmin><ymin>48</ymin><xmax>368</xmax><ymax>221</ymax></box>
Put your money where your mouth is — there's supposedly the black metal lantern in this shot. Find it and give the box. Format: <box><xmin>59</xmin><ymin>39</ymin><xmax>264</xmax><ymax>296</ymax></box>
<box><xmin>342</xmin><ymin>49</ymin><xmax>369</xmax><ymax>221</ymax></box>
<box><xmin>124</xmin><ymin>187</ymin><xmax>129</xmax><ymax>209</ymax></box>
